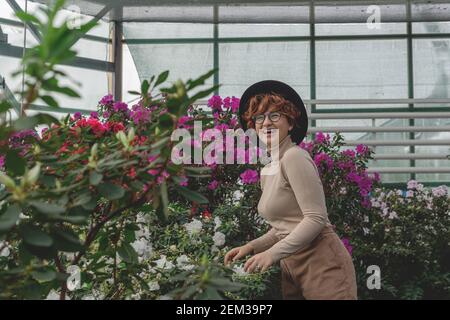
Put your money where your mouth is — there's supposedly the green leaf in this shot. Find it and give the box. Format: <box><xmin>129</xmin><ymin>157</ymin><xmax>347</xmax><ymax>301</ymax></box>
<box><xmin>89</xmin><ymin>171</ymin><xmax>103</xmax><ymax>186</ymax></box>
<box><xmin>97</xmin><ymin>182</ymin><xmax>125</xmax><ymax>200</ymax></box>
<box><xmin>0</xmin><ymin>101</ymin><xmax>12</xmax><ymax>113</ymax></box>
<box><xmin>29</xmin><ymin>200</ymin><xmax>65</xmax><ymax>216</ymax></box>
<box><xmin>41</xmin><ymin>95</ymin><xmax>59</xmax><ymax>108</ymax></box>
<box><xmin>15</xmin><ymin>11</ymin><xmax>41</xmax><ymax>25</ymax></box>
<box><xmin>0</xmin><ymin>204</ymin><xmax>21</xmax><ymax>233</ymax></box>
<box><xmin>141</xmin><ymin>80</ymin><xmax>150</xmax><ymax>95</ymax></box>
<box><xmin>186</xmin><ymin>68</ymin><xmax>218</xmax><ymax>91</ymax></box>
<box><xmin>51</xmin><ymin>228</ymin><xmax>84</xmax><ymax>252</ymax></box>
<box><xmin>14</xmin><ymin>114</ymin><xmax>59</xmax><ymax>131</ymax></box>
<box><xmin>154</xmin><ymin>70</ymin><xmax>169</xmax><ymax>87</ymax></box>
<box><xmin>174</xmin><ymin>185</ymin><xmax>209</xmax><ymax>204</ymax></box>
<box><xmin>5</xmin><ymin>150</ymin><xmax>27</xmax><ymax>176</ymax></box>
<box><xmin>127</xmin><ymin>90</ymin><xmax>141</xmax><ymax>96</ymax></box>
<box><xmin>19</xmin><ymin>224</ymin><xmax>53</xmax><ymax>248</ymax></box>
<box><xmin>117</xmin><ymin>242</ymin><xmax>138</xmax><ymax>264</ymax></box>
<box><xmin>31</xmin><ymin>269</ymin><xmax>57</xmax><ymax>283</ymax></box>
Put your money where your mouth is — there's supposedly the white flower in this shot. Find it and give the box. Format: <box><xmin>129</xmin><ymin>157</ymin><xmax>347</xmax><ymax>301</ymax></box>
<box><xmin>176</xmin><ymin>254</ymin><xmax>195</xmax><ymax>271</ymax></box>
<box><xmin>232</xmin><ymin>264</ymin><xmax>248</xmax><ymax>276</ymax></box>
<box><xmin>148</xmin><ymin>281</ymin><xmax>160</xmax><ymax>291</ymax></box>
<box><xmin>388</xmin><ymin>211</ymin><xmax>398</xmax><ymax>219</ymax></box>
<box><xmin>214</xmin><ymin>216</ymin><xmax>222</xmax><ymax>231</ymax></box>
<box><xmin>432</xmin><ymin>186</ymin><xmax>448</xmax><ymax>197</ymax></box>
<box><xmin>213</xmin><ymin>231</ymin><xmax>226</xmax><ymax>247</ymax></box>
<box><xmin>184</xmin><ymin>218</ymin><xmax>203</xmax><ymax>235</ymax></box>
<box><xmin>406</xmin><ymin>190</ymin><xmax>414</xmax><ymax>198</ymax></box>
<box><xmin>154</xmin><ymin>255</ymin><xmax>174</xmax><ymax>270</ymax></box>
<box><xmin>363</xmin><ymin>227</ymin><xmax>370</xmax><ymax>235</ymax></box>
<box><xmin>407</xmin><ymin>180</ymin><xmax>418</xmax><ymax>190</ymax></box>
<box><xmin>339</xmin><ymin>187</ymin><xmax>347</xmax><ymax>195</ymax></box>
<box><xmin>0</xmin><ymin>243</ymin><xmax>10</xmax><ymax>257</ymax></box>
<box><xmin>131</xmin><ymin>238</ymin><xmax>153</xmax><ymax>258</ymax></box>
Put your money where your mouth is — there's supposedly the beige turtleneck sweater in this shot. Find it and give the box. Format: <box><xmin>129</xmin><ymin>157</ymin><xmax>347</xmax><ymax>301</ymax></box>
<box><xmin>248</xmin><ymin>134</ymin><xmax>332</xmax><ymax>262</ymax></box>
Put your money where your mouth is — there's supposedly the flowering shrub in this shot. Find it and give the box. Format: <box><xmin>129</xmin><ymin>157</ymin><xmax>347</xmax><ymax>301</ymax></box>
<box><xmin>353</xmin><ymin>182</ymin><xmax>450</xmax><ymax>299</ymax></box>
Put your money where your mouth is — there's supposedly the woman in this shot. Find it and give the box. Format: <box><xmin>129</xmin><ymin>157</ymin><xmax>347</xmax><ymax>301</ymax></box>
<box><xmin>224</xmin><ymin>80</ymin><xmax>357</xmax><ymax>300</ymax></box>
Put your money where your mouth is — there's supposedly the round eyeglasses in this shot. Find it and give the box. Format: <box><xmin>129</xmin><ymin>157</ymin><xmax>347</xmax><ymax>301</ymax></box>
<box><xmin>252</xmin><ymin>112</ymin><xmax>283</xmax><ymax>124</ymax></box>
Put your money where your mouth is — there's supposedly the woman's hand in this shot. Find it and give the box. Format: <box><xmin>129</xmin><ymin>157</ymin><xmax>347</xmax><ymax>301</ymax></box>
<box><xmin>244</xmin><ymin>251</ymin><xmax>274</xmax><ymax>273</ymax></box>
<box><xmin>224</xmin><ymin>244</ymin><xmax>254</xmax><ymax>266</ymax></box>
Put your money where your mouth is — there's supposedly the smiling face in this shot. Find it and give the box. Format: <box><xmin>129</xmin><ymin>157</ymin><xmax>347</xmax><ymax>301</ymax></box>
<box><xmin>254</xmin><ymin>111</ymin><xmax>292</xmax><ymax>147</ymax></box>
<box><xmin>242</xmin><ymin>93</ymin><xmax>300</xmax><ymax>148</ymax></box>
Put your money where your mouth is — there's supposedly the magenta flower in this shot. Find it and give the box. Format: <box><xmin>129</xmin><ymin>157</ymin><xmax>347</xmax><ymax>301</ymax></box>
<box><xmin>90</xmin><ymin>112</ymin><xmax>99</xmax><ymax>119</ymax></box>
<box><xmin>113</xmin><ymin>101</ymin><xmax>128</xmax><ymax>113</ymax></box>
<box><xmin>314</xmin><ymin>132</ymin><xmax>330</xmax><ymax>144</ymax></box>
<box><xmin>341</xmin><ymin>238</ymin><xmax>353</xmax><ymax>256</ymax></box>
<box><xmin>342</xmin><ymin>149</ymin><xmax>356</xmax><ymax>158</ymax></box>
<box><xmin>314</xmin><ymin>152</ymin><xmax>334</xmax><ymax>169</ymax></box>
<box><xmin>130</xmin><ymin>104</ymin><xmax>151</xmax><ymax>125</ymax></box>
<box><xmin>73</xmin><ymin>112</ymin><xmax>82</xmax><ymax>120</ymax></box>
<box><xmin>356</xmin><ymin>144</ymin><xmax>370</xmax><ymax>156</ymax></box>
<box><xmin>99</xmin><ymin>94</ymin><xmax>114</xmax><ymax>105</ymax></box>
<box><xmin>178</xmin><ymin>176</ymin><xmax>189</xmax><ymax>186</ymax></box>
<box><xmin>240</xmin><ymin>169</ymin><xmax>259</xmax><ymax>184</ymax></box>
<box><xmin>208</xmin><ymin>180</ymin><xmax>219</xmax><ymax>190</ymax></box>
<box><xmin>231</xmin><ymin>96</ymin><xmax>240</xmax><ymax>113</ymax></box>
<box><xmin>0</xmin><ymin>155</ymin><xmax>5</xmax><ymax>169</ymax></box>
<box><xmin>208</xmin><ymin>95</ymin><xmax>223</xmax><ymax>112</ymax></box>
<box><xmin>299</xmin><ymin>141</ymin><xmax>314</xmax><ymax>153</ymax></box>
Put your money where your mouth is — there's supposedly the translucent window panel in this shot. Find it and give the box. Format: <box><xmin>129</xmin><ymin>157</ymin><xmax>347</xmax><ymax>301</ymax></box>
<box><xmin>127</xmin><ymin>43</ymin><xmax>214</xmax><ymax>97</ymax></box>
<box><xmin>72</xmin><ymin>38</ymin><xmax>109</xmax><ymax>61</ymax></box>
<box><xmin>220</xmin><ymin>24</ymin><xmax>309</xmax><ymax>37</ymax></box>
<box><xmin>314</xmin><ymin>103</ymin><xmax>409</xmax><ymax>111</ymax></box>
<box><xmin>315</xmin><ymin>23</ymin><xmax>406</xmax><ymax>36</ymax></box>
<box><xmin>413</xmin><ymin>39</ymin><xmax>450</xmax><ymax>99</ymax></box>
<box><xmin>316</xmin><ymin>40</ymin><xmax>408</xmax><ymax>99</ymax></box>
<box><xmin>36</xmin><ymin>66</ymin><xmax>109</xmax><ymax>111</ymax></box>
<box><xmin>0</xmin><ymin>55</ymin><xmax>23</xmax><ymax>103</ymax></box>
<box><xmin>124</xmin><ymin>22</ymin><xmax>213</xmax><ymax>39</ymax></box>
<box><xmin>219</xmin><ymin>42</ymin><xmax>310</xmax><ymax>98</ymax></box>
<box><xmin>413</xmin><ymin>21</ymin><xmax>450</xmax><ymax>34</ymax></box>
<box><xmin>122</xmin><ymin>43</ymin><xmax>142</xmax><ymax>103</ymax></box>
<box><xmin>0</xmin><ymin>1</ymin><xmax>20</xmax><ymax>21</ymax></box>
<box><xmin>0</xmin><ymin>22</ymin><xmax>39</xmax><ymax>47</ymax></box>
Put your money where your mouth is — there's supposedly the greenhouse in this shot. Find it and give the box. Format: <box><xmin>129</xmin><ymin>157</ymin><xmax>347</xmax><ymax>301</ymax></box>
<box><xmin>0</xmin><ymin>0</ymin><xmax>449</xmax><ymax>301</ymax></box>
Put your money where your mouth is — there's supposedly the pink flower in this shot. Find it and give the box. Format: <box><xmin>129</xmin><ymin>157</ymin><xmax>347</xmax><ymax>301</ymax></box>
<box><xmin>231</xmin><ymin>96</ymin><xmax>240</xmax><ymax>113</ymax></box>
<box><xmin>100</xmin><ymin>94</ymin><xmax>114</xmax><ymax>105</ymax></box>
<box><xmin>314</xmin><ymin>152</ymin><xmax>334</xmax><ymax>169</ymax></box>
<box><xmin>208</xmin><ymin>180</ymin><xmax>219</xmax><ymax>190</ymax></box>
<box><xmin>0</xmin><ymin>155</ymin><xmax>4</xmax><ymax>169</ymax></box>
<box><xmin>178</xmin><ymin>176</ymin><xmax>189</xmax><ymax>186</ymax></box>
<box><xmin>299</xmin><ymin>141</ymin><xmax>314</xmax><ymax>153</ymax></box>
<box><xmin>341</xmin><ymin>238</ymin><xmax>353</xmax><ymax>256</ymax></box>
<box><xmin>314</xmin><ymin>132</ymin><xmax>330</xmax><ymax>144</ymax></box>
<box><xmin>356</xmin><ymin>144</ymin><xmax>370</xmax><ymax>156</ymax></box>
<box><xmin>240</xmin><ymin>169</ymin><xmax>259</xmax><ymax>184</ymax></box>
<box><xmin>208</xmin><ymin>95</ymin><xmax>223</xmax><ymax>112</ymax></box>
<box><xmin>178</xmin><ymin>115</ymin><xmax>193</xmax><ymax>129</ymax></box>
<box><xmin>113</xmin><ymin>101</ymin><xmax>128</xmax><ymax>113</ymax></box>
<box><xmin>130</xmin><ymin>104</ymin><xmax>151</xmax><ymax>125</ymax></box>
<box><xmin>342</xmin><ymin>149</ymin><xmax>356</xmax><ymax>158</ymax></box>
<box><xmin>147</xmin><ymin>169</ymin><xmax>159</xmax><ymax>176</ymax></box>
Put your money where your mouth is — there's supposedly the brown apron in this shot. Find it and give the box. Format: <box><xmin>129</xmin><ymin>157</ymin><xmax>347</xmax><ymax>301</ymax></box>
<box><xmin>280</xmin><ymin>226</ymin><xmax>358</xmax><ymax>300</ymax></box>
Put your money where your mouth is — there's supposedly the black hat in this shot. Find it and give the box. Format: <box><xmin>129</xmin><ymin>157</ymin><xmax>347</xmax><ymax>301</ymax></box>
<box><xmin>238</xmin><ymin>80</ymin><xmax>308</xmax><ymax>144</ymax></box>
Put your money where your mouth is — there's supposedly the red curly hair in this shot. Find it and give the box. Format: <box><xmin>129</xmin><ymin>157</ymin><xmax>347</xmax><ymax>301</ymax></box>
<box><xmin>242</xmin><ymin>92</ymin><xmax>301</xmax><ymax>130</ymax></box>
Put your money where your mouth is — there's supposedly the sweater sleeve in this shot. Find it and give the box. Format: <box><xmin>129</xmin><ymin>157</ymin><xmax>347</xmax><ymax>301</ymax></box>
<box><xmin>247</xmin><ymin>227</ymin><xmax>280</xmax><ymax>254</ymax></box>
<box><xmin>266</xmin><ymin>148</ymin><xmax>328</xmax><ymax>262</ymax></box>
